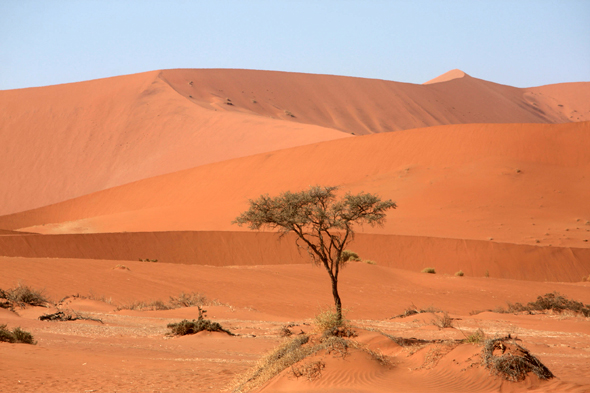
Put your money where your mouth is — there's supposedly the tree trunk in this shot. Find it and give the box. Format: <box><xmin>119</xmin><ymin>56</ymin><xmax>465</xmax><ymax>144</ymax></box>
<box><xmin>331</xmin><ymin>276</ymin><xmax>342</xmax><ymax>322</ymax></box>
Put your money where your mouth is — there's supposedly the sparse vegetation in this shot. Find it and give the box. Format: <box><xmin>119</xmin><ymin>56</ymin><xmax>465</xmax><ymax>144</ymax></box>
<box><xmin>0</xmin><ymin>284</ymin><xmax>49</xmax><ymax>308</ymax></box>
<box><xmin>116</xmin><ymin>291</ymin><xmax>222</xmax><ymax>311</ymax></box>
<box><xmin>462</xmin><ymin>328</ymin><xmax>486</xmax><ymax>344</ymax></box>
<box><xmin>167</xmin><ymin>307</ymin><xmax>234</xmax><ymax>336</ymax></box>
<box><xmin>39</xmin><ymin>310</ymin><xmax>103</xmax><ymax>324</ymax></box>
<box><xmin>392</xmin><ymin>304</ymin><xmax>440</xmax><ymax>319</ymax></box>
<box><xmin>431</xmin><ymin>311</ymin><xmax>454</xmax><ymax>329</ymax></box>
<box><xmin>501</xmin><ymin>292</ymin><xmax>590</xmax><ymax>317</ymax></box>
<box><xmin>340</xmin><ymin>250</ymin><xmax>360</xmax><ymax>262</ymax></box>
<box><xmin>291</xmin><ymin>360</ymin><xmax>325</xmax><ymax>381</ymax></box>
<box><xmin>113</xmin><ymin>264</ymin><xmax>130</xmax><ymax>270</ymax></box>
<box><xmin>421</xmin><ymin>267</ymin><xmax>436</xmax><ymax>274</ymax></box>
<box><xmin>364</xmin><ymin>260</ymin><xmax>377</xmax><ymax>265</ymax></box>
<box><xmin>284</xmin><ymin>110</ymin><xmax>295</xmax><ymax>117</ymax></box>
<box><xmin>482</xmin><ymin>336</ymin><xmax>554</xmax><ymax>382</ymax></box>
<box><xmin>138</xmin><ymin>258</ymin><xmax>158</xmax><ymax>262</ymax></box>
<box><xmin>0</xmin><ymin>324</ymin><xmax>36</xmax><ymax>344</ymax></box>
<box><xmin>455</xmin><ymin>270</ymin><xmax>464</xmax><ymax>276</ymax></box>
<box><xmin>484</xmin><ymin>270</ymin><xmax>490</xmax><ymax>278</ymax></box>
<box><xmin>232</xmin><ymin>332</ymin><xmax>389</xmax><ymax>392</ymax></box>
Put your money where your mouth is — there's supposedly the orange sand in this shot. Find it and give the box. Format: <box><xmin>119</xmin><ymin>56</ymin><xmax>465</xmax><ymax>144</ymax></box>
<box><xmin>1</xmin><ymin>69</ymin><xmax>589</xmax><ymax>392</ymax></box>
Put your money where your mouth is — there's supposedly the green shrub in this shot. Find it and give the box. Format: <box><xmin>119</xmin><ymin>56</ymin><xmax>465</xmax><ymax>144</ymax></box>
<box><xmin>455</xmin><ymin>270</ymin><xmax>464</xmax><ymax>277</ymax></box>
<box><xmin>421</xmin><ymin>267</ymin><xmax>436</xmax><ymax>274</ymax></box>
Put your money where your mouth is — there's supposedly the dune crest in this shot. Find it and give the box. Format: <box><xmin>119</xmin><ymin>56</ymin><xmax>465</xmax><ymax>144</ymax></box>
<box><xmin>423</xmin><ymin>68</ymin><xmax>468</xmax><ymax>84</ymax></box>
<box><xmin>2</xmin><ymin>69</ymin><xmax>589</xmax><ymax>215</ymax></box>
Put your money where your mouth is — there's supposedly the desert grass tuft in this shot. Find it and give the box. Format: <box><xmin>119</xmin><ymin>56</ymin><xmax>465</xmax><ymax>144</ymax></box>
<box><xmin>340</xmin><ymin>250</ymin><xmax>360</xmax><ymax>262</ymax></box>
<box><xmin>421</xmin><ymin>267</ymin><xmax>436</xmax><ymax>274</ymax></box>
<box><xmin>1</xmin><ymin>284</ymin><xmax>49</xmax><ymax>308</ymax></box>
<box><xmin>430</xmin><ymin>311</ymin><xmax>454</xmax><ymax>329</ymax></box>
<box><xmin>455</xmin><ymin>270</ymin><xmax>464</xmax><ymax>277</ymax></box>
<box><xmin>462</xmin><ymin>328</ymin><xmax>486</xmax><ymax>344</ymax></box>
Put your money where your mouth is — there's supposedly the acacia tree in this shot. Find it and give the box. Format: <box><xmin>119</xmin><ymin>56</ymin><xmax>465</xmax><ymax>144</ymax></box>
<box><xmin>233</xmin><ymin>186</ymin><xmax>396</xmax><ymax>322</ymax></box>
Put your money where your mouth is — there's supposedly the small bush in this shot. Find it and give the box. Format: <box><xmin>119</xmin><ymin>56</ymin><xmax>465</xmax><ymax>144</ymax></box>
<box><xmin>504</xmin><ymin>292</ymin><xmax>590</xmax><ymax>317</ymax></box>
<box><xmin>340</xmin><ymin>250</ymin><xmax>360</xmax><ymax>263</ymax></box>
<box><xmin>421</xmin><ymin>267</ymin><xmax>436</xmax><ymax>274</ymax></box>
<box><xmin>167</xmin><ymin>307</ymin><xmax>233</xmax><ymax>336</ymax></box>
<box><xmin>455</xmin><ymin>270</ymin><xmax>464</xmax><ymax>277</ymax></box>
<box><xmin>284</xmin><ymin>110</ymin><xmax>295</xmax><ymax>117</ymax></box>
<box><xmin>2</xmin><ymin>284</ymin><xmax>49</xmax><ymax>308</ymax></box>
<box><xmin>482</xmin><ymin>337</ymin><xmax>554</xmax><ymax>381</ymax></box>
<box><xmin>314</xmin><ymin>307</ymin><xmax>344</xmax><ymax>333</ymax></box>
<box><xmin>168</xmin><ymin>292</ymin><xmax>210</xmax><ymax>308</ymax></box>
<box><xmin>463</xmin><ymin>328</ymin><xmax>486</xmax><ymax>344</ymax></box>
<box><xmin>431</xmin><ymin>312</ymin><xmax>454</xmax><ymax>329</ymax></box>
<box><xmin>0</xmin><ymin>324</ymin><xmax>36</xmax><ymax>344</ymax></box>
<box><xmin>364</xmin><ymin>260</ymin><xmax>377</xmax><ymax>265</ymax></box>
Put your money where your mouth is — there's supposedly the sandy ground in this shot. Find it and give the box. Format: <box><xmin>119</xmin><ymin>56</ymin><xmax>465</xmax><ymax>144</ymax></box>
<box><xmin>1</xmin><ymin>258</ymin><xmax>589</xmax><ymax>392</ymax></box>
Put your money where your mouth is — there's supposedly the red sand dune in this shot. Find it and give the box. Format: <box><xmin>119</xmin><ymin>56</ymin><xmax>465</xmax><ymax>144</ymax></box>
<box><xmin>1</xmin><ymin>69</ymin><xmax>589</xmax><ymax>215</ymax></box>
<box><xmin>0</xmin><ymin>231</ymin><xmax>588</xmax><ymax>281</ymax></box>
<box><xmin>2</xmin><ymin>122</ymin><xmax>588</xmax><ymax>249</ymax></box>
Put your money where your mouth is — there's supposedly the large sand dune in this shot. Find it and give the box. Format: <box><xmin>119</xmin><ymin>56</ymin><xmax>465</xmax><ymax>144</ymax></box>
<box><xmin>1</xmin><ymin>69</ymin><xmax>588</xmax><ymax>215</ymax></box>
<box><xmin>2</xmin><ymin>122</ymin><xmax>588</xmax><ymax>250</ymax></box>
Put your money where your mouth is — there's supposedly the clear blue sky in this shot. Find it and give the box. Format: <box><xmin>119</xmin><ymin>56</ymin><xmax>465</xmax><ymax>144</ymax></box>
<box><xmin>1</xmin><ymin>0</ymin><xmax>589</xmax><ymax>90</ymax></box>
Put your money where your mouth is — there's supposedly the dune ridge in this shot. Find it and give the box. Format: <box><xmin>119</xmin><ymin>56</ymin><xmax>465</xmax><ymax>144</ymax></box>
<box><xmin>1</xmin><ymin>69</ymin><xmax>588</xmax><ymax>215</ymax></box>
<box><xmin>2</xmin><ymin>122</ymin><xmax>588</xmax><ymax>249</ymax></box>
<box><xmin>0</xmin><ymin>231</ymin><xmax>588</xmax><ymax>282</ymax></box>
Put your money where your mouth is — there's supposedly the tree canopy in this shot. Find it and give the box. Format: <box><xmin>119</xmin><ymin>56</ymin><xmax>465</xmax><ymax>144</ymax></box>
<box><xmin>234</xmin><ymin>186</ymin><xmax>396</xmax><ymax>321</ymax></box>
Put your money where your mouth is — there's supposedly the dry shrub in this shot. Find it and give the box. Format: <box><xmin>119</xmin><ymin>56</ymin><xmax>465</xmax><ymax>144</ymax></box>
<box><xmin>503</xmin><ymin>292</ymin><xmax>590</xmax><ymax>317</ymax></box>
<box><xmin>314</xmin><ymin>307</ymin><xmax>345</xmax><ymax>333</ymax></box>
<box><xmin>340</xmin><ymin>250</ymin><xmax>360</xmax><ymax>262</ymax></box>
<box><xmin>455</xmin><ymin>270</ymin><xmax>464</xmax><ymax>277</ymax></box>
<box><xmin>232</xmin><ymin>334</ymin><xmax>389</xmax><ymax>392</ymax></box>
<box><xmin>364</xmin><ymin>260</ymin><xmax>377</xmax><ymax>265</ymax></box>
<box><xmin>421</xmin><ymin>267</ymin><xmax>436</xmax><ymax>274</ymax></box>
<box><xmin>431</xmin><ymin>312</ymin><xmax>454</xmax><ymax>329</ymax></box>
<box><xmin>167</xmin><ymin>307</ymin><xmax>233</xmax><ymax>336</ymax></box>
<box><xmin>0</xmin><ymin>324</ymin><xmax>36</xmax><ymax>344</ymax></box>
<box><xmin>1</xmin><ymin>284</ymin><xmax>49</xmax><ymax>308</ymax></box>
<box><xmin>291</xmin><ymin>360</ymin><xmax>325</xmax><ymax>381</ymax></box>
<box><xmin>116</xmin><ymin>291</ymin><xmax>221</xmax><ymax>311</ymax></box>
<box><xmin>117</xmin><ymin>299</ymin><xmax>171</xmax><ymax>311</ymax></box>
<box><xmin>463</xmin><ymin>328</ymin><xmax>486</xmax><ymax>344</ymax></box>
<box><xmin>39</xmin><ymin>310</ymin><xmax>103</xmax><ymax>324</ymax></box>
<box><xmin>392</xmin><ymin>304</ymin><xmax>441</xmax><ymax>319</ymax></box>
<box><xmin>233</xmin><ymin>335</ymin><xmax>313</xmax><ymax>392</ymax></box>
<box><xmin>482</xmin><ymin>337</ymin><xmax>554</xmax><ymax>382</ymax></box>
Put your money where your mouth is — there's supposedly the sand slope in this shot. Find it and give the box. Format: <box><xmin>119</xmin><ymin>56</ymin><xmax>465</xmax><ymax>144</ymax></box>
<box><xmin>0</xmin><ymin>71</ymin><xmax>349</xmax><ymax>215</ymax></box>
<box><xmin>2</xmin><ymin>122</ymin><xmax>588</xmax><ymax>249</ymax></box>
<box><xmin>2</xmin><ymin>69</ymin><xmax>588</xmax><ymax>215</ymax></box>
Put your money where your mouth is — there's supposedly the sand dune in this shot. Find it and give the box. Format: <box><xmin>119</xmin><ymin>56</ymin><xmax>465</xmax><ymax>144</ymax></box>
<box><xmin>2</xmin><ymin>69</ymin><xmax>588</xmax><ymax>215</ymax></box>
<box><xmin>0</xmin><ymin>71</ymin><xmax>348</xmax><ymax>215</ymax></box>
<box><xmin>2</xmin><ymin>122</ymin><xmax>588</xmax><ymax>250</ymax></box>
<box><xmin>0</xmin><ymin>231</ymin><xmax>588</xmax><ymax>282</ymax></box>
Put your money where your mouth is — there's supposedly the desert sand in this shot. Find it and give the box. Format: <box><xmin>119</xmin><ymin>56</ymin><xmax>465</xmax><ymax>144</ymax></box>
<box><xmin>1</xmin><ymin>69</ymin><xmax>589</xmax><ymax>392</ymax></box>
